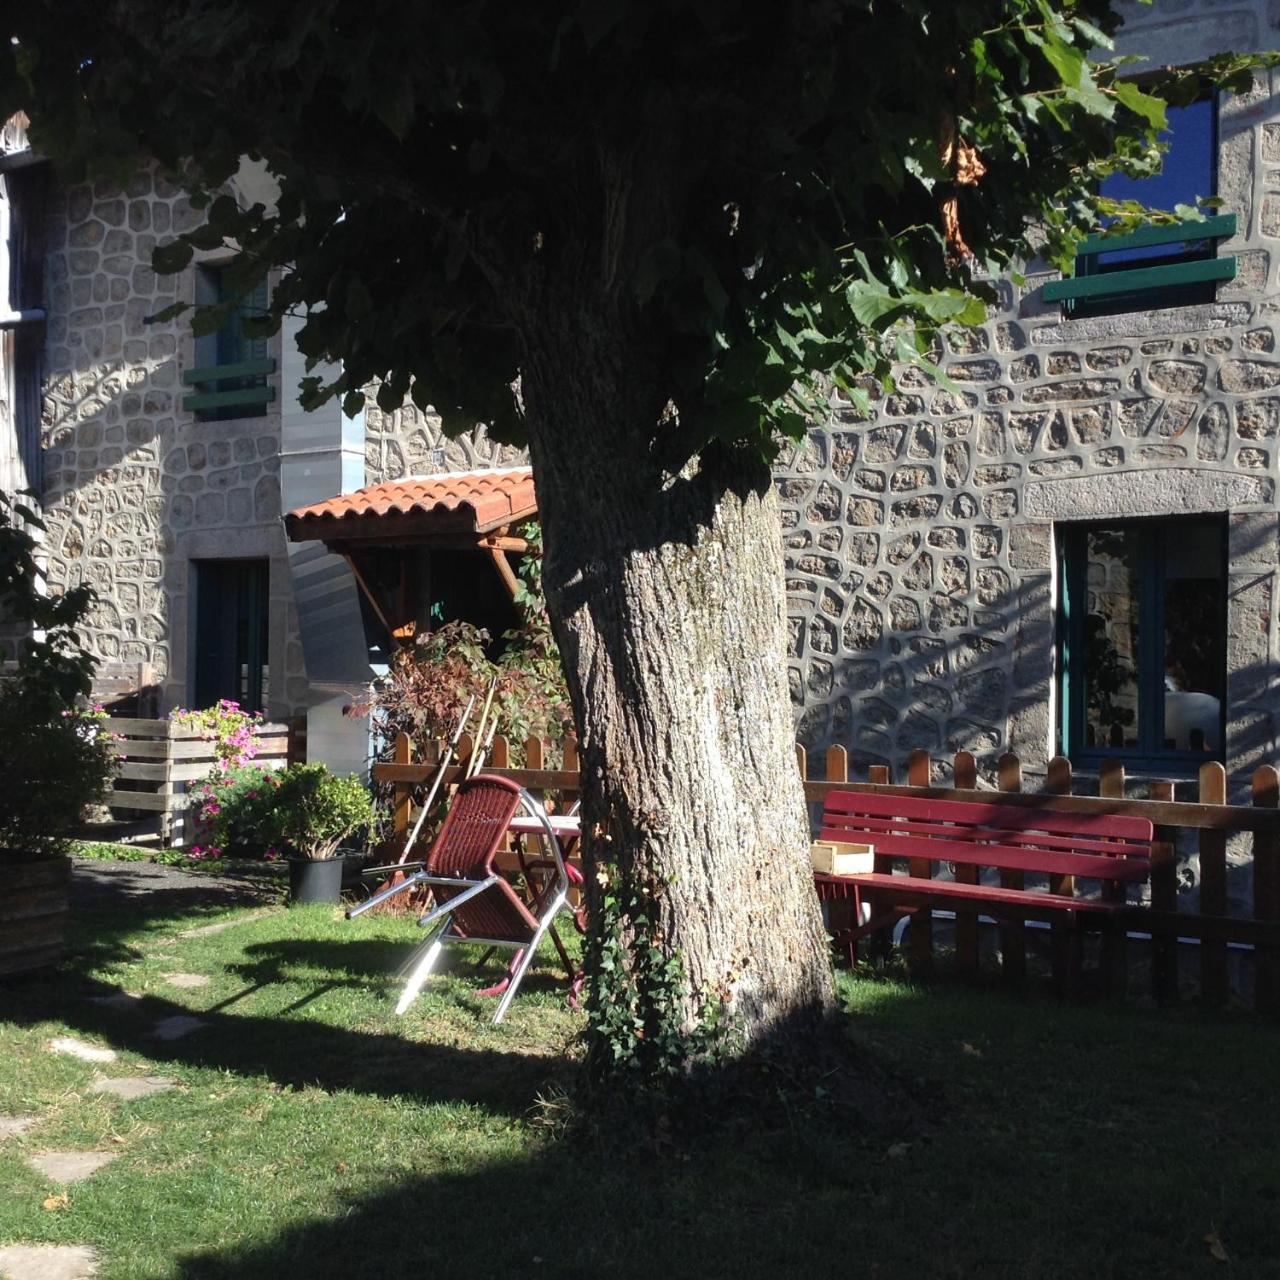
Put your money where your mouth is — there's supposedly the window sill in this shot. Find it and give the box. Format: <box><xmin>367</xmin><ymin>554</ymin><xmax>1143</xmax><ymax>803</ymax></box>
<box><xmin>1067</xmin><ymin>757</ymin><xmax>1223</xmax><ymax>783</ymax></box>
<box><xmin>1027</xmin><ymin>298</ymin><xmax>1251</xmax><ymax>343</ymax></box>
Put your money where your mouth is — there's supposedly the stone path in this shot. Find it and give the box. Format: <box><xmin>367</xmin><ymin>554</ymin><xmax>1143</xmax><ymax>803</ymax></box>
<box><xmin>90</xmin><ymin>1075</ymin><xmax>175</xmax><ymax>1101</ymax></box>
<box><xmin>0</xmin><ymin>1243</ymin><xmax>99</xmax><ymax>1280</ymax></box>
<box><xmin>149</xmin><ymin>1015</ymin><xmax>207</xmax><ymax>1042</ymax></box>
<box><xmin>162</xmin><ymin>972</ymin><xmax>210</xmax><ymax>989</ymax></box>
<box><xmin>2</xmin><ymin>860</ymin><xmax>269</xmax><ymax>1276</ymax></box>
<box><xmin>0</xmin><ymin>1116</ymin><xmax>39</xmax><ymax>1140</ymax></box>
<box><xmin>25</xmin><ymin>1151</ymin><xmax>119</xmax><ymax>1183</ymax></box>
<box><xmin>47</xmin><ymin>1038</ymin><xmax>116</xmax><ymax>1064</ymax></box>
<box><xmin>85</xmin><ymin>992</ymin><xmax>144</xmax><ymax>1011</ymax></box>
<box><xmin>70</xmin><ymin>857</ymin><xmax>277</xmax><ymax>914</ymax></box>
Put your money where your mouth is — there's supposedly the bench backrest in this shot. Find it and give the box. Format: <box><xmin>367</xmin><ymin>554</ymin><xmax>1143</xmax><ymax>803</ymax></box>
<box><xmin>820</xmin><ymin>791</ymin><xmax>1154</xmax><ymax>884</ymax></box>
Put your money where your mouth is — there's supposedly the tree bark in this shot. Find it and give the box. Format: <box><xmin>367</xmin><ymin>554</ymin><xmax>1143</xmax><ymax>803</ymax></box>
<box><xmin>520</xmin><ymin>319</ymin><xmax>835</xmax><ymax>1065</ymax></box>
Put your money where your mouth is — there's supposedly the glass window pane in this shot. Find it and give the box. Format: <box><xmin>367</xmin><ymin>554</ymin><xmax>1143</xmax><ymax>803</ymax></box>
<box><xmin>1098</xmin><ymin>97</ymin><xmax>1215</xmax><ymax>265</ymax></box>
<box><xmin>1163</xmin><ymin>523</ymin><xmax>1223</xmax><ymax>753</ymax></box>
<box><xmin>195</xmin><ymin>560</ymin><xmax>269</xmax><ymax>714</ymax></box>
<box><xmin>1082</xmin><ymin>528</ymin><xmax>1142</xmax><ymax>749</ymax></box>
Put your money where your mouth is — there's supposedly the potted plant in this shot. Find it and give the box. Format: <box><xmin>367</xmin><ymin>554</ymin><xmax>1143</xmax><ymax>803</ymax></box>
<box><xmin>265</xmin><ymin>763</ymin><xmax>373</xmax><ymax>904</ymax></box>
<box><xmin>0</xmin><ymin>490</ymin><xmax>116</xmax><ymax>975</ymax></box>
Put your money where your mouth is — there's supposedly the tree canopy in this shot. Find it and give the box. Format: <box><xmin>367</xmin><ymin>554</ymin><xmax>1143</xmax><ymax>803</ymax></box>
<box><xmin>5</xmin><ymin>1</ymin><xmax>1265</xmax><ymax>467</ymax></box>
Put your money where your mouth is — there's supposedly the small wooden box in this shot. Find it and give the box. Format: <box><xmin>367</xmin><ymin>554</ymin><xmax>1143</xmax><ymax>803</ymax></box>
<box><xmin>809</xmin><ymin>840</ymin><xmax>875</xmax><ymax>876</ymax></box>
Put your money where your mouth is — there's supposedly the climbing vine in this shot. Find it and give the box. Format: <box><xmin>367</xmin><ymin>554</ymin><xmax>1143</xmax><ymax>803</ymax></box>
<box><xmin>585</xmin><ymin>862</ymin><xmax>738</xmax><ymax>1090</ymax></box>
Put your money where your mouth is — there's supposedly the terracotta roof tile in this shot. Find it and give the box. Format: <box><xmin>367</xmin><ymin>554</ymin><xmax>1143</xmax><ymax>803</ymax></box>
<box><xmin>285</xmin><ymin>467</ymin><xmax>537</xmax><ymax>541</ymax></box>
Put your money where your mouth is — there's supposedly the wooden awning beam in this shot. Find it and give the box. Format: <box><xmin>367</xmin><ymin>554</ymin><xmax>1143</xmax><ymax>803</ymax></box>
<box><xmin>342</xmin><ymin>554</ymin><xmax>412</xmax><ymax>649</ymax></box>
<box><xmin>487</xmin><ymin>547</ymin><xmax>522</xmax><ymax>601</ymax></box>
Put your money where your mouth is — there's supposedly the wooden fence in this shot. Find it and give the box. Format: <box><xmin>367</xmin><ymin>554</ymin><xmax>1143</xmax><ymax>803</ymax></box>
<box><xmin>104</xmin><ymin>718</ymin><xmax>293</xmax><ymax>845</ymax></box>
<box><xmin>373</xmin><ymin>733</ymin><xmax>1280</xmax><ymax>1013</ymax></box>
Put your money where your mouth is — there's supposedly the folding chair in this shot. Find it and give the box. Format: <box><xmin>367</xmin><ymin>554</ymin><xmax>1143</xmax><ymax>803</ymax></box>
<box><xmin>348</xmin><ymin>774</ymin><xmax>576</xmax><ymax>1024</ymax></box>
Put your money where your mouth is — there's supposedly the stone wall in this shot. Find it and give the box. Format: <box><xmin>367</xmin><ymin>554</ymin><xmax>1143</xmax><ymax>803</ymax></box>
<box><xmin>37</xmin><ymin>166</ymin><xmax>308</xmax><ymax>719</ymax></box>
<box><xmin>780</xmin><ymin>27</ymin><xmax>1280</xmax><ymax>789</ymax></box>
<box><xmin>363</xmin><ymin>403</ymin><xmax>521</xmax><ymax>484</ymax></box>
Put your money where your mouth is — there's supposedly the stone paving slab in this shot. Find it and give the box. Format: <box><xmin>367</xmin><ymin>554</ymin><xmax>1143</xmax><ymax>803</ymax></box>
<box><xmin>85</xmin><ymin>992</ymin><xmax>145</xmax><ymax>1011</ymax></box>
<box><xmin>149</xmin><ymin>1016</ymin><xmax>207</xmax><ymax>1042</ymax></box>
<box><xmin>161</xmin><ymin>973</ymin><xmax>210</xmax><ymax>989</ymax></box>
<box><xmin>47</xmin><ymin>1039</ymin><xmax>116</xmax><ymax>1064</ymax></box>
<box><xmin>0</xmin><ymin>1116</ymin><xmax>39</xmax><ymax>1140</ymax></box>
<box><xmin>0</xmin><ymin>1244</ymin><xmax>99</xmax><ymax>1280</ymax></box>
<box><xmin>89</xmin><ymin>1076</ymin><xmax>175</xmax><ymax>1101</ymax></box>
<box><xmin>26</xmin><ymin>1151</ymin><xmax>118</xmax><ymax>1183</ymax></box>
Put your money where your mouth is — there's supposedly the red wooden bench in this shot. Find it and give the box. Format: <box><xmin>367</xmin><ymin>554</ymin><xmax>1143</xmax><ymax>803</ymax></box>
<box><xmin>813</xmin><ymin>790</ymin><xmax>1154</xmax><ymax>993</ymax></box>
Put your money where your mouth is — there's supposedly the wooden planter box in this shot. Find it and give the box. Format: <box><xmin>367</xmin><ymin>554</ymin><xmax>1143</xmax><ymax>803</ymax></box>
<box><xmin>104</xmin><ymin>718</ymin><xmax>292</xmax><ymax>845</ymax></box>
<box><xmin>0</xmin><ymin>855</ymin><xmax>72</xmax><ymax>976</ymax></box>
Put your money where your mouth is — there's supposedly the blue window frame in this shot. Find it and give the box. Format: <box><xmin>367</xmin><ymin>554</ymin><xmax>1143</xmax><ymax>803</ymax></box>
<box><xmin>1058</xmin><ymin>517</ymin><xmax>1226</xmax><ymax>771</ymax></box>
<box><xmin>1044</xmin><ymin>96</ymin><xmax>1235</xmax><ymax>317</ymax></box>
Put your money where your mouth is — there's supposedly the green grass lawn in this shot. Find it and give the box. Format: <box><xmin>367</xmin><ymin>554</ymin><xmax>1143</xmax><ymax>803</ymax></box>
<box><xmin>2</xmin><ymin>881</ymin><xmax>1279</xmax><ymax>1279</ymax></box>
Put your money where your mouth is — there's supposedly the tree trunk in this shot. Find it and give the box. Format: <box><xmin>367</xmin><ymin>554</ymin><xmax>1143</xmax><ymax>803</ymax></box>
<box><xmin>521</xmin><ymin>324</ymin><xmax>835</xmax><ymax>1069</ymax></box>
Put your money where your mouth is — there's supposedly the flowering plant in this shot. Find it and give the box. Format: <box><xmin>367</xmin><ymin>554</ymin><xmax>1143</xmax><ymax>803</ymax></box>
<box><xmin>186</xmin><ymin>763</ymin><xmax>283</xmax><ymax>860</ymax></box>
<box><xmin>170</xmin><ymin>700</ymin><xmax>263</xmax><ymax>773</ymax></box>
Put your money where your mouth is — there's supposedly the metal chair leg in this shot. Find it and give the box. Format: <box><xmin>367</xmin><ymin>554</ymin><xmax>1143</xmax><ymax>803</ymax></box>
<box><xmin>395</xmin><ymin>915</ymin><xmax>451</xmax><ymax>1015</ymax></box>
<box><xmin>492</xmin><ymin>892</ymin><xmax>567</xmax><ymax>1025</ymax></box>
<box><xmin>347</xmin><ymin>870</ymin><xmax>428</xmax><ymax>919</ymax></box>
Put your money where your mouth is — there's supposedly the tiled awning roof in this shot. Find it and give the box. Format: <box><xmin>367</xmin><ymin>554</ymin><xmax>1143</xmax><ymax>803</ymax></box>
<box><xmin>284</xmin><ymin>467</ymin><xmax>537</xmax><ymax>545</ymax></box>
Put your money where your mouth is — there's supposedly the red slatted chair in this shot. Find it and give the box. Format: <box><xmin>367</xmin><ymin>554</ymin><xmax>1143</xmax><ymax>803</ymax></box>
<box><xmin>348</xmin><ymin>774</ymin><xmax>575</xmax><ymax>1023</ymax></box>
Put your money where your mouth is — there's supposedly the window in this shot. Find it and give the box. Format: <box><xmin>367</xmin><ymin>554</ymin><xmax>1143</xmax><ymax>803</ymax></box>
<box><xmin>1058</xmin><ymin>517</ymin><xmax>1225</xmax><ymax>767</ymax></box>
<box><xmin>1044</xmin><ymin>95</ymin><xmax>1236</xmax><ymax>317</ymax></box>
<box><xmin>193</xmin><ymin>559</ymin><xmax>270</xmax><ymax>713</ymax></box>
<box><xmin>181</xmin><ymin>265</ymin><xmax>275</xmax><ymax>421</ymax></box>
<box><xmin>0</xmin><ymin>156</ymin><xmax>47</xmax><ymax>495</ymax></box>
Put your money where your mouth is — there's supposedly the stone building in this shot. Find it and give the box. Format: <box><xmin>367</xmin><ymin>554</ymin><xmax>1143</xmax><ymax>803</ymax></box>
<box><xmin>1</xmin><ymin>0</ymin><xmax>1278</xmax><ymax>792</ymax></box>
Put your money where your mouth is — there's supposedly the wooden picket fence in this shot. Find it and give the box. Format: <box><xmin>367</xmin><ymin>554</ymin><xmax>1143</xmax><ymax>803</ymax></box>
<box><xmin>103</xmin><ymin>717</ymin><xmax>292</xmax><ymax>845</ymax></box>
<box><xmin>373</xmin><ymin>732</ymin><xmax>1280</xmax><ymax>1012</ymax></box>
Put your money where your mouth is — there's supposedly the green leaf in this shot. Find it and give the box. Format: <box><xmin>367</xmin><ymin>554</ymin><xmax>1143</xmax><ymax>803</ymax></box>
<box><xmin>1070</xmin><ymin>16</ymin><xmax>1113</xmax><ymax>51</ymax></box>
<box><xmin>190</xmin><ymin>304</ymin><xmax>231</xmax><ymax>338</ymax></box>
<box><xmin>147</xmin><ymin>300</ymin><xmax>190</xmax><ymax>324</ymax></box>
<box><xmin>152</xmin><ymin>239</ymin><xmax>194</xmax><ymax>274</ymax></box>
<box><xmin>1040</xmin><ymin>36</ymin><xmax>1085</xmax><ymax>89</ymax></box>
<box><xmin>846</xmin><ymin>283</ymin><xmax>900</xmax><ymax>327</ymax></box>
<box><xmin>1112</xmin><ymin>78</ymin><xmax>1166</xmax><ymax>131</ymax></box>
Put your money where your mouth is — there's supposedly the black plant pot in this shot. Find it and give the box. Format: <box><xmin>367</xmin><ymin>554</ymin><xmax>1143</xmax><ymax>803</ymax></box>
<box><xmin>287</xmin><ymin>855</ymin><xmax>345</xmax><ymax>905</ymax></box>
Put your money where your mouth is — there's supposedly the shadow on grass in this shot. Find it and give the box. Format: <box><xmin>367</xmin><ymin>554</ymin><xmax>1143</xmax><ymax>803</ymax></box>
<box><xmin>166</xmin><ymin>982</ymin><xmax>1280</xmax><ymax>1280</ymax></box>
<box><xmin>1</xmin><ymin>969</ymin><xmax>573</xmax><ymax>1116</ymax></box>
<box><xmin>225</xmin><ymin>937</ymin><xmax>576</xmax><ymax>1000</ymax></box>
<box><xmin>64</xmin><ymin>858</ymin><xmax>281</xmax><ymax>973</ymax></box>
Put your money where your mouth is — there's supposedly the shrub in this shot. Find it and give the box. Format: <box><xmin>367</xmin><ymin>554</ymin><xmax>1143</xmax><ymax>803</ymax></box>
<box><xmin>0</xmin><ymin>490</ymin><xmax>116</xmax><ymax>860</ymax></box>
<box><xmin>0</xmin><ymin>695</ymin><xmax>118</xmax><ymax>860</ymax></box>
<box><xmin>354</xmin><ymin>524</ymin><xmax>572</xmax><ymax>761</ymax></box>
<box><xmin>264</xmin><ymin>763</ymin><xmax>372</xmax><ymax>861</ymax></box>
<box><xmin>187</xmin><ymin>764</ymin><xmax>283</xmax><ymax>861</ymax></box>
